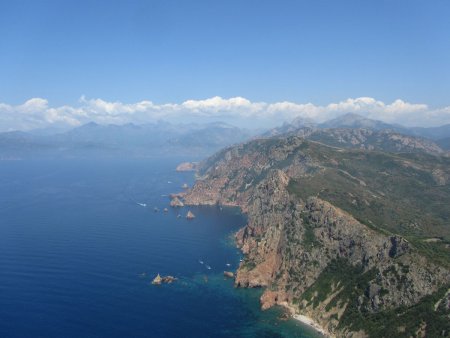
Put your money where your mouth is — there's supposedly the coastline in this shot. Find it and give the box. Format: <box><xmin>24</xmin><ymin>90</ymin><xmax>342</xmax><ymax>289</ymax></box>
<box><xmin>177</xmin><ymin>165</ymin><xmax>331</xmax><ymax>338</ymax></box>
<box><xmin>179</xmin><ymin>206</ymin><xmax>331</xmax><ymax>337</ymax></box>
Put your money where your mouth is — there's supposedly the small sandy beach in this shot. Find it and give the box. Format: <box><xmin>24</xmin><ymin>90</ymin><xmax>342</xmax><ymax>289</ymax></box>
<box><xmin>279</xmin><ymin>302</ymin><xmax>330</xmax><ymax>337</ymax></box>
<box><xmin>293</xmin><ymin>314</ymin><xmax>329</xmax><ymax>337</ymax></box>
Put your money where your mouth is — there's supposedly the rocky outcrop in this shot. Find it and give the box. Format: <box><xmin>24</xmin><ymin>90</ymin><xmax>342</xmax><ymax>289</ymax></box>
<box><xmin>152</xmin><ymin>274</ymin><xmax>177</xmax><ymax>285</ymax></box>
<box><xmin>224</xmin><ymin>271</ymin><xmax>234</xmax><ymax>278</ymax></box>
<box><xmin>186</xmin><ymin>211</ymin><xmax>195</xmax><ymax>219</ymax></box>
<box><xmin>170</xmin><ymin>196</ymin><xmax>184</xmax><ymax>207</ymax></box>
<box><xmin>176</xmin><ymin>162</ymin><xmax>198</xmax><ymax>172</ymax></box>
<box><xmin>183</xmin><ymin>136</ymin><xmax>450</xmax><ymax>337</ymax></box>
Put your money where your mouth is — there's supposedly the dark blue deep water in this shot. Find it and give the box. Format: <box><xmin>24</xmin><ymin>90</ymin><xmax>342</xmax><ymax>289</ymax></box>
<box><xmin>0</xmin><ymin>158</ymin><xmax>320</xmax><ymax>338</ymax></box>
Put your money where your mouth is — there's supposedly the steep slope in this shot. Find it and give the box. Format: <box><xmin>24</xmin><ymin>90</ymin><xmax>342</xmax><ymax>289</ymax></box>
<box><xmin>184</xmin><ymin>136</ymin><xmax>450</xmax><ymax>337</ymax></box>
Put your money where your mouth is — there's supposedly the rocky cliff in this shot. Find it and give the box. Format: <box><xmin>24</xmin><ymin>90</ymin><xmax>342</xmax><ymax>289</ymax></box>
<box><xmin>184</xmin><ymin>136</ymin><xmax>450</xmax><ymax>337</ymax></box>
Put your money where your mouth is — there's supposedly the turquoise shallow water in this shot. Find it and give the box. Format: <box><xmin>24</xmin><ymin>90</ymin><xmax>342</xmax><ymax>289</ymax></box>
<box><xmin>0</xmin><ymin>158</ymin><xmax>321</xmax><ymax>338</ymax></box>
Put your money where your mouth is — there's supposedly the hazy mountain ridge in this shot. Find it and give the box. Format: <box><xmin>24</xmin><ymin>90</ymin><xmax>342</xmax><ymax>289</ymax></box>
<box><xmin>410</xmin><ymin>124</ymin><xmax>450</xmax><ymax>141</ymax></box>
<box><xmin>184</xmin><ymin>136</ymin><xmax>450</xmax><ymax>337</ymax></box>
<box><xmin>437</xmin><ymin>137</ymin><xmax>450</xmax><ymax>150</ymax></box>
<box><xmin>2</xmin><ymin>113</ymin><xmax>449</xmax><ymax>159</ymax></box>
<box><xmin>266</xmin><ymin>113</ymin><xmax>450</xmax><ymax>151</ymax></box>
<box><xmin>302</xmin><ymin>128</ymin><xmax>445</xmax><ymax>155</ymax></box>
<box><xmin>0</xmin><ymin>121</ymin><xmax>254</xmax><ymax>159</ymax></box>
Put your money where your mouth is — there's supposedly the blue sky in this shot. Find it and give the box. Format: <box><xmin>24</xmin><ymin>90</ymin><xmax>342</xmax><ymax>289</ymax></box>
<box><xmin>1</xmin><ymin>0</ymin><xmax>450</xmax><ymax>130</ymax></box>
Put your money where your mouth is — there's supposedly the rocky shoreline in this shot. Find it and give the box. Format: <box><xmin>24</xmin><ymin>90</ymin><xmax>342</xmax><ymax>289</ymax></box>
<box><xmin>177</xmin><ymin>135</ymin><xmax>450</xmax><ymax>337</ymax></box>
<box><xmin>178</xmin><ymin>168</ymin><xmax>331</xmax><ymax>337</ymax></box>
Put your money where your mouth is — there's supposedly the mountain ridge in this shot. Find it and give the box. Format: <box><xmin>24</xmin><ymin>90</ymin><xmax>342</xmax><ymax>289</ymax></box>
<box><xmin>0</xmin><ymin>121</ymin><xmax>255</xmax><ymax>158</ymax></box>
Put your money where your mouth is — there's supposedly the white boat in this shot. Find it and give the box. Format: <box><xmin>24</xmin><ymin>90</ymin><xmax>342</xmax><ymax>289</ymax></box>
<box><xmin>206</xmin><ymin>265</ymin><xmax>211</xmax><ymax>270</ymax></box>
<box><xmin>137</xmin><ymin>202</ymin><xmax>147</xmax><ymax>207</ymax></box>
<box><xmin>199</xmin><ymin>260</ymin><xmax>204</xmax><ymax>264</ymax></box>
<box><xmin>226</xmin><ymin>263</ymin><xmax>231</xmax><ymax>267</ymax></box>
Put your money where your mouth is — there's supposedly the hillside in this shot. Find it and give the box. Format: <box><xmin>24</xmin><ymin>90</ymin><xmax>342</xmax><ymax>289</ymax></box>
<box><xmin>281</xmin><ymin>128</ymin><xmax>445</xmax><ymax>155</ymax></box>
<box><xmin>184</xmin><ymin>136</ymin><xmax>450</xmax><ymax>337</ymax></box>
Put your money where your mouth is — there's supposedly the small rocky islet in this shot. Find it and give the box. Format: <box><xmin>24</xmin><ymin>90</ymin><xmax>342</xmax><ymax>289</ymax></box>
<box><xmin>186</xmin><ymin>210</ymin><xmax>195</xmax><ymax>219</ymax></box>
<box><xmin>223</xmin><ymin>271</ymin><xmax>234</xmax><ymax>278</ymax></box>
<box><xmin>151</xmin><ymin>273</ymin><xmax>178</xmax><ymax>285</ymax></box>
<box><xmin>175</xmin><ymin>162</ymin><xmax>199</xmax><ymax>172</ymax></box>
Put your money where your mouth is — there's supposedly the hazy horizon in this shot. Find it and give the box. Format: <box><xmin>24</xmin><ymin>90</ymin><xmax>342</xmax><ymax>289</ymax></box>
<box><xmin>2</xmin><ymin>96</ymin><xmax>450</xmax><ymax>133</ymax></box>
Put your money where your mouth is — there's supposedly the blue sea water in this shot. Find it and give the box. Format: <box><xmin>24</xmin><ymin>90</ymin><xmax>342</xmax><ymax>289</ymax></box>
<box><xmin>0</xmin><ymin>158</ymin><xmax>321</xmax><ymax>338</ymax></box>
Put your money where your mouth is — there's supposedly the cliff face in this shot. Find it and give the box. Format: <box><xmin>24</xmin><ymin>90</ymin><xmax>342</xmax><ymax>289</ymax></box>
<box><xmin>184</xmin><ymin>136</ymin><xmax>450</xmax><ymax>337</ymax></box>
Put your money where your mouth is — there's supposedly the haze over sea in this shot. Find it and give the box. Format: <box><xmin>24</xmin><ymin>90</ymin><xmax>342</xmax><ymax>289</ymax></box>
<box><xmin>0</xmin><ymin>157</ymin><xmax>321</xmax><ymax>337</ymax></box>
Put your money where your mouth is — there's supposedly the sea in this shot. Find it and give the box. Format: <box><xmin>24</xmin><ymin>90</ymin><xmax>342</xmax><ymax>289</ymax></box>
<box><xmin>0</xmin><ymin>157</ymin><xmax>321</xmax><ymax>338</ymax></box>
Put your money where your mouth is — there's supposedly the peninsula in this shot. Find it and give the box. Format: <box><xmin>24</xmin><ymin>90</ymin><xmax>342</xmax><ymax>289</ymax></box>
<box><xmin>183</xmin><ymin>133</ymin><xmax>450</xmax><ymax>337</ymax></box>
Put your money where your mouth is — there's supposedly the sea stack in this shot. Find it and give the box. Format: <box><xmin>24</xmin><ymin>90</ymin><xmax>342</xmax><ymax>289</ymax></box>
<box><xmin>152</xmin><ymin>273</ymin><xmax>162</xmax><ymax>285</ymax></box>
<box><xmin>223</xmin><ymin>271</ymin><xmax>234</xmax><ymax>278</ymax></box>
<box><xmin>170</xmin><ymin>196</ymin><xmax>184</xmax><ymax>207</ymax></box>
<box><xmin>186</xmin><ymin>211</ymin><xmax>195</xmax><ymax>219</ymax></box>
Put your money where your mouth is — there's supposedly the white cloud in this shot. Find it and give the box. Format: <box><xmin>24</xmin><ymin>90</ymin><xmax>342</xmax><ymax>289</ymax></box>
<box><xmin>0</xmin><ymin>96</ymin><xmax>449</xmax><ymax>132</ymax></box>
<box><xmin>18</xmin><ymin>98</ymin><xmax>49</xmax><ymax>114</ymax></box>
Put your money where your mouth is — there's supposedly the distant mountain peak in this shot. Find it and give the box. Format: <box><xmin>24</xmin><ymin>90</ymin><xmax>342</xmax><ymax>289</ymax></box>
<box><xmin>84</xmin><ymin>121</ymin><xmax>99</xmax><ymax>127</ymax></box>
<box><xmin>319</xmin><ymin>113</ymin><xmax>406</xmax><ymax>132</ymax></box>
<box><xmin>290</xmin><ymin>116</ymin><xmax>317</xmax><ymax>128</ymax></box>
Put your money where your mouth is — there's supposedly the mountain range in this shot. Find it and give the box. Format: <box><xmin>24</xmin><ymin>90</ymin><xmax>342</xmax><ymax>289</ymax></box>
<box><xmin>0</xmin><ymin>121</ymin><xmax>255</xmax><ymax>159</ymax></box>
<box><xmin>1</xmin><ymin>113</ymin><xmax>449</xmax><ymax>160</ymax></box>
<box><xmin>266</xmin><ymin>112</ymin><xmax>450</xmax><ymax>151</ymax></box>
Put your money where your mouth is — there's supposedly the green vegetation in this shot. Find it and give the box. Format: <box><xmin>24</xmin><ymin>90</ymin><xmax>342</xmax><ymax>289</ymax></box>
<box><xmin>300</xmin><ymin>258</ymin><xmax>375</xmax><ymax>310</ymax></box>
<box><xmin>300</xmin><ymin>259</ymin><xmax>450</xmax><ymax>337</ymax></box>
<box><xmin>201</xmin><ymin>136</ymin><xmax>450</xmax><ymax>337</ymax></box>
<box><xmin>241</xmin><ymin>260</ymin><xmax>256</xmax><ymax>271</ymax></box>
<box><xmin>300</xmin><ymin>212</ymin><xmax>321</xmax><ymax>249</ymax></box>
<box><xmin>287</xmin><ymin>141</ymin><xmax>450</xmax><ymax>267</ymax></box>
<box><xmin>339</xmin><ymin>284</ymin><xmax>450</xmax><ymax>337</ymax></box>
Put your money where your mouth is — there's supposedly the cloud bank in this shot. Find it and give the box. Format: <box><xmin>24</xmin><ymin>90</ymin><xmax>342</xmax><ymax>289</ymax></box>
<box><xmin>0</xmin><ymin>96</ymin><xmax>449</xmax><ymax>132</ymax></box>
